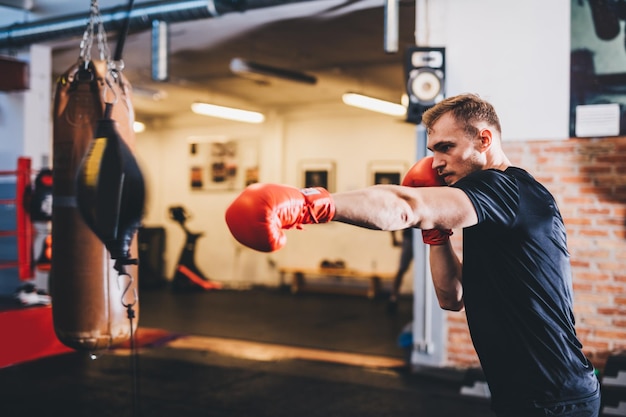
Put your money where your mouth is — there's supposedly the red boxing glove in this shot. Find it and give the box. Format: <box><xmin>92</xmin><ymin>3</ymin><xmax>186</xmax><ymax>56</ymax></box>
<box><xmin>402</xmin><ymin>156</ymin><xmax>445</xmax><ymax>187</ymax></box>
<box><xmin>225</xmin><ymin>183</ymin><xmax>335</xmax><ymax>252</ymax></box>
<box><xmin>402</xmin><ymin>156</ymin><xmax>452</xmax><ymax>245</ymax></box>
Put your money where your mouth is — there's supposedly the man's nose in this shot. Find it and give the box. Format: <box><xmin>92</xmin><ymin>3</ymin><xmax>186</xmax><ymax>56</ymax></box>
<box><xmin>431</xmin><ymin>155</ymin><xmax>443</xmax><ymax>171</ymax></box>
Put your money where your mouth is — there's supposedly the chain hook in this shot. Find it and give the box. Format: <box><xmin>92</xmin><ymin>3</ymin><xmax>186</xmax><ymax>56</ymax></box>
<box><xmin>117</xmin><ymin>269</ymin><xmax>138</xmax><ymax>309</ymax></box>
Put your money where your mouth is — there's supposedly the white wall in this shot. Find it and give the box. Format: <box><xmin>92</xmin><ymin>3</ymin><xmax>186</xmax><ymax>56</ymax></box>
<box><xmin>416</xmin><ymin>0</ymin><xmax>571</xmax><ymax>141</ymax></box>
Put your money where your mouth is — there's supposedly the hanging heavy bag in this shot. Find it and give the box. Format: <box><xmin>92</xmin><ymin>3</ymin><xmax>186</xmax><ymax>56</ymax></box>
<box><xmin>50</xmin><ymin>1</ymin><xmax>140</xmax><ymax>351</ymax></box>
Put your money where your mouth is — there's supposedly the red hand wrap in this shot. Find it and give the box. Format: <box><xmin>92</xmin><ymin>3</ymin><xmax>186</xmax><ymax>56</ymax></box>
<box><xmin>421</xmin><ymin>228</ymin><xmax>453</xmax><ymax>245</ymax></box>
<box><xmin>403</xmin><ymin>156</ymin><xmax>451</xmax><ymax>244</ymax></box>
<box><xmin>298</xmin><ymin>187</ymin><xmax>336</xmax><ymax>226</ymax></box>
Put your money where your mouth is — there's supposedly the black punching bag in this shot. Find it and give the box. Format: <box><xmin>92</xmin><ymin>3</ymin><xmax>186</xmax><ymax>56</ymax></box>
<box><xmin>75</xmin><ymin>105</ymin><xmax>145</xmax><ymax>264</ymax></box>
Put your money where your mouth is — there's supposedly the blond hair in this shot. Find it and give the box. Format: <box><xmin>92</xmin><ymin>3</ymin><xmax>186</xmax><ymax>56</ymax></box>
<box><xmin>422</xmin><ymin>93</ymin><xmax>502</xmax><ymax>138</ymax></box>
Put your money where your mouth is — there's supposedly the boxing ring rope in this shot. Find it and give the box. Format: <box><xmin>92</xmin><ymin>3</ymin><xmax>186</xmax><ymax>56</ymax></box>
<box><xmin>0</xmin><ymin>157</ymin><xmax>33</xmax><ymax>281</ymax></box>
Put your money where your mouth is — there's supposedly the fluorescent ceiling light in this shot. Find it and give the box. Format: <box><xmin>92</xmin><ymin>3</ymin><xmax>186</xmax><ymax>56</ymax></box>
<box><xmin>133</xmin><ymin>86</ymin><xmax>167</xmax><ymax>101</ymax></box>
<box><xmin>191</xmin><ymin>102</ymin><xmax>265</xmax><ymax>124</ymax></box>
<box><xmin>133</xmin><ymin>121</ymin><xmax>146</xmax><ymax>133</ymax></box>
<box><xmin>342</xmin><ymin>93</ymin><xmax>406</xmax><ymax>116</ymax></box>
<box><xmin>230</xmin><ymin>58</ymin><xmax>317</xmax><ymax>85</ymax></box>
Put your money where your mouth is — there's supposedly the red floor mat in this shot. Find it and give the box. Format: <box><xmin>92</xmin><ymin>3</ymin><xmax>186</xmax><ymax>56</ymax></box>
<box><xmin>0</xmin><ymin>304</ymin><xmax>178</xmax><ymax>368</ymax></box>
<box><xmin>0</xmin><ymin>305</ymin><xmax>72</xmax><ymax>368</ymax></box>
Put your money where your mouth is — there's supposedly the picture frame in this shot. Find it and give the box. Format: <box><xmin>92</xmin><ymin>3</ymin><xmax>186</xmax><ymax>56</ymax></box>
<box><xmin>298</xmin><ymin>159</ymin><xmax>336</xmax><ymax>192</ymax></box>
<box><xmin>187</xmin><ymin>136</ymin><xmax>259</xmax><ymax>192</ymax></box>
<box><xmin>368</xmin><ymin>160</ymin><xmax>409</xmax><ymax>186</ymax></box>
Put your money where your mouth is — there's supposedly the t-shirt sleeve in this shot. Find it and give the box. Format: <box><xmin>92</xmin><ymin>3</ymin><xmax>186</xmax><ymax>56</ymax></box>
<box><xmin>452</xmin><ymin>170</ymin><xmax>519</xmax><ymax>227</ymax></box>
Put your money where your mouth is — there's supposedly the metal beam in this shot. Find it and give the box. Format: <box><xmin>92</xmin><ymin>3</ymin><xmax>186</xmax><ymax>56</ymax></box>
<box><xmin>0</xmin><ymin>0</ymin><xmax>34</xmax><ymax>11</ymax></box>
<box><xmin>0</xmin><ymin>0</ymin><xmax>318</xmax><ymax>49</ymax></box>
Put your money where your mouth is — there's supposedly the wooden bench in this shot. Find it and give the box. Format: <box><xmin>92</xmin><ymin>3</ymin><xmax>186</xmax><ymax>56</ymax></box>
<box><xmin>278</xmin><ymin>266</ymin><xmax>395</xmax><ymax>299</ymax></box>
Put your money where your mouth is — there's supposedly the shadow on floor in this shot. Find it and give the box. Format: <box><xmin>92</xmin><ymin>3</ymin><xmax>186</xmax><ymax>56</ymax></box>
<box><xmin>138</xmin><ymin>286</ymin><xmax>414</xmax><ymax>359</ymax></box>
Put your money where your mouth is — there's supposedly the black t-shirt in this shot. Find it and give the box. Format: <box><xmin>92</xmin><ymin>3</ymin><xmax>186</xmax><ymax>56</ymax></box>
<box><xmin>452</xmin><ymin>168</ymin><xmax>599</xmax><ymax>412</ymax></box>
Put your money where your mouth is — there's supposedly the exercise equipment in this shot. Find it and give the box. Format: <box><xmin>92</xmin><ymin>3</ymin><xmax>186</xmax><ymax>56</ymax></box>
<box><xmin>50</xmin><ymin>0</ymin><xmax>139</xmax><ymax>351</ymax></box>
<box><xmin>29</xmin><ymin>168</ymin><xmax>53</xmax><ymax>273</ymax></box>
<box><xmin>168</xmin><ymin>206</ymin><xmax>221</xmax><ymax>291</ymax></box>
<box><xmin>29</xmin><ymin>168</ymin><xmax>53</xmax><ymax>222</ymax></box>
<box><xmin>137</xmin><ymin>227</ymin><xmax>167</xmax><ymax>289</ymax></box>
<box><xmin>0</xmin><ymin>159</ymin><xmax>52</xmax><ymax>305</ymax></box>
<box><xmin>602</xmin><ymin>352</ymin><xmax>626</xmax><ymax>416</ymax></box>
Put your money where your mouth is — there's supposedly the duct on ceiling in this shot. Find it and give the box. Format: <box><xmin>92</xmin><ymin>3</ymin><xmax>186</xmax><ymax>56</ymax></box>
<box><xmin>0</xmin><ymin>0</ymin><xmax>318</xmax><ymax>49</ymax></box>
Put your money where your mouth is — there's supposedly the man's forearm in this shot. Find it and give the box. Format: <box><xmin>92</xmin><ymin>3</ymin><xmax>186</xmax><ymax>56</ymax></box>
<box><xmin>429</xmin><ymin>242</ymin><xmax>464</xmax><ymax>311</ymax></box>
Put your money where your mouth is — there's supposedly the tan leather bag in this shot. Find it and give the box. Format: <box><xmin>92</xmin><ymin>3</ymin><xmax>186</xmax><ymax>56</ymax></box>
<box><xmin>51</xmin><ymin>59</ymin><xmax>139</xmax><ymax>351</ymax></box>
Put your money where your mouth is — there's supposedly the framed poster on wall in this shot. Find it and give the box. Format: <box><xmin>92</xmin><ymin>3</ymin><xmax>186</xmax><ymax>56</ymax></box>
<box><xmin>187</xmin><ymin>136</ymin><xmax>259</xmax><ymax>191</ymax></box>
<box><xmin>298</xmin><ymin>159</ymin><xmax>336</xmax><ymax>192</ymax></box>
<box><xmin>368</xmin><ymin>160</ymin><xmax>408</xmax><ymax>186</ymax></box>
<box><xmin>571</xmin><ymin>0</ymin><xmax>626</xmax><ymax>137</ymax></box>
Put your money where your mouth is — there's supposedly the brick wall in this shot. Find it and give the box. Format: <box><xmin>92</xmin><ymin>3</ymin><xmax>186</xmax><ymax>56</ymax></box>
<box><xmin>445</xmin><ymin>136</ymin><xmax>626</xmax><ymax>372</ymax></box>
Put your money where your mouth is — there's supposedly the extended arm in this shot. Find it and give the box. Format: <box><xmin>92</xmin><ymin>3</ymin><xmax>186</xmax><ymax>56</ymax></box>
<box><xmin>332</xmin><ymin>184</ymin><xmax>476</xmax><ymax>231</ymax></box>
<box><xmin>224</xmin><ymin>157</ymin><xmax>476</xmax><ymax>311</ymax></box>
<box><xmin>332</xmin><ymin>183</ymin><xmax>471</xmax><ymax>311</ymax></box>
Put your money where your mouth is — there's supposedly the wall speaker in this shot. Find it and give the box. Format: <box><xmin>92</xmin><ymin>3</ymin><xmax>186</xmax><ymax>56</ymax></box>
<box><xmin>405</xmin><ymin>47</ymin><xmax>446</xmax><ymax>124</ymax></box>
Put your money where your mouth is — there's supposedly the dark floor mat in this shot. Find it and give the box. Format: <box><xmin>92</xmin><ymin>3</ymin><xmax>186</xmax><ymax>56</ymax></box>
<box><xmin>0</xmin><ymin>287</ymin><xmax>494</xmax><ymax>416</ymax></box>
<box><xmin>138</xmin><ymin>286</ymin><xmax>413</xmax><ymax>359</ymax></box>
<box><xmin>0</xmin><ymin>348</ymin><xmax>493</xmax><ymax>417</ymax></box>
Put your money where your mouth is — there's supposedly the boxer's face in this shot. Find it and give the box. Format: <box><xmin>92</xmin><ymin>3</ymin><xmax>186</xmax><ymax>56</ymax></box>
<box><xmin>427</xmin><ymin>112</ymin><xmax>486</xmax><ymax>185</ymax></box>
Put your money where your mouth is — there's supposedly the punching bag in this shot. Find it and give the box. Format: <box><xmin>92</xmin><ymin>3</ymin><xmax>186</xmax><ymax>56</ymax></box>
<box><xmin>51</xmin><ymin>59</ymin><xmax>140</xmax><ymax>351</ymax></box>
<box><xmin>75</xmin><ymin>103</ymin><xmax>145</xmax><ymax>265</ymax></box>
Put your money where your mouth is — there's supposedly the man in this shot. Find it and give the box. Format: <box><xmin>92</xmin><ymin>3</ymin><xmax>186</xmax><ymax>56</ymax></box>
<box><xmin>225</xmin><ymin>93</ymin><xmax>600</xmax><ymax>416</ymax></box>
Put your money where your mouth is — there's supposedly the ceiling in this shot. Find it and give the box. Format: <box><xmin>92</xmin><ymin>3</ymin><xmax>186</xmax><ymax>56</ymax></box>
<box><xmin>0</xmin><ymin>0</ymin><xmax>418</xmax><ymax>124</ymax></box>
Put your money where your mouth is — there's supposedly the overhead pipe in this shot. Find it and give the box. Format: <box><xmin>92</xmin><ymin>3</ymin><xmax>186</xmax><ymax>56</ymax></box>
<box><xmin>383</xmin><ymin>0</ymin><xmax>398</xmax><ymax>53</ymax></box>
<box><xmin>151</xmin><ymin>20</ymin><xmax>169</xmax><ymax>81</ymax></box>
<box><xmin>0</xmin><ymin>0</ymin><xmax>317</xmax><ymax>49</ymax></box>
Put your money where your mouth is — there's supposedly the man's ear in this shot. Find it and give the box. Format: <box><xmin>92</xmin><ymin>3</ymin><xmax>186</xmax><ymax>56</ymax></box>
<box><xmin>478</xmin><ymin>128</ymin><xmax>493</xmax><ymax>152</ymax></box>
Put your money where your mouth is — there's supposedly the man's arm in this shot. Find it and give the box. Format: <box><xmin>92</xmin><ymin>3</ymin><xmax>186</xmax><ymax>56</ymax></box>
<box><xmin>224</xmin><ymin>181</ymin><xmax>475</xmax><ymax>252</ymax></box>
<box><xmin>224</xmin><ymin>157</ymin><xmax>476</xmax><ymax>311</ymax></box>
<box><xmin>225</xmin><ymin>157</ymin><xmax>476</xmax><ymax>251</ymax></box>
<box><xmin>430</xmin><ymin>243</ymin><xmax>464</xmax><ymax>311</ymax></box>
<box><xmin>332</xmin><ymin>184</ymin><xmax>477</xmax><ymax>231</ymax></box>
<box><xmin>332</xmin><ymin>183</ymin><xmax>475</xmax><ymax>312</ymax></box>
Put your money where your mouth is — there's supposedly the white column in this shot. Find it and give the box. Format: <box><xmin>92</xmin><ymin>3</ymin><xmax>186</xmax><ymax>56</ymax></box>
<box><xmin>411</xmin><ymin>123</ymin><xmax>446</xmax><ymax>369</ymax></box>
<box><xmin>21</xmin><ymin>44</ymin><xmax>52</xmax><ymax>171</ymax></box>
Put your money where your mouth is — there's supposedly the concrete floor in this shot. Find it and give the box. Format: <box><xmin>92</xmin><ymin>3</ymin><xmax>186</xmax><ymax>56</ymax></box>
<box><xmin>0</xmin><ymin>286</ymin><xmax>495</xmax><ymax>417</ymax></box>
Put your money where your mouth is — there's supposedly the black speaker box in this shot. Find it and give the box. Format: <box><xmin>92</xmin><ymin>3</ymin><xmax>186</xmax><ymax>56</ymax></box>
<box><xmin>137</xmin><ymin>226</ymin><xmax>167</xmax><ymax>289</ymax></box>
<box><xmin>405</xmin><ymin>46</ymin><xmax>446</xmax><ymax>124</ymax></box>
